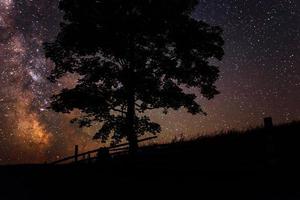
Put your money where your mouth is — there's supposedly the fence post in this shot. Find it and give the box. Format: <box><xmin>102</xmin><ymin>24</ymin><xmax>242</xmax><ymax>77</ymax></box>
<box><xmin>74</xmin><ymin>145</ymin><xmax>79</xmax><ymax>163</ymax></box>
<box><xmin>88</xmin><ymin>153</ymin><xmax>91</xmax><ymax>164</ymax></box>
<box><xmin>264</xmin><ymin>117</ymin><xmax>273</xmax><ymax>128</ymax></box>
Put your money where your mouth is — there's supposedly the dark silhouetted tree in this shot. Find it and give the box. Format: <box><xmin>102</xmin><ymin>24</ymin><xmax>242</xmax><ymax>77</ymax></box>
<box><xmin>44</xmin><ymin>0</ymin><xmax>224</xmax><ymax>155</ymax></box>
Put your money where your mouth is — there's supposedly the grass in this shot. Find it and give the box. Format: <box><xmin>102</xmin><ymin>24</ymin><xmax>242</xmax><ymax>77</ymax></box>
<box><xmin>1</xmin><ymin>121</ymin><xmax>300</xmax><ymax>199</ymax></box>
<box><xmin>134</xmin><ymin>121</ymin><xmax>300</xmax><ymax>170</ymax></box>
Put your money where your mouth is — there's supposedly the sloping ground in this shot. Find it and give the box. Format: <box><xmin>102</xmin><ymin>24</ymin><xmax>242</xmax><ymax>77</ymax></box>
<box><xmin>136</xmin><ymin>121</ymin><xmax>300</xmax><ymax>171</ymax></box>
<box><xmin>1</xmin><ymin>122</ymin><xmax>300</xmax><ymax>199</ymax></box>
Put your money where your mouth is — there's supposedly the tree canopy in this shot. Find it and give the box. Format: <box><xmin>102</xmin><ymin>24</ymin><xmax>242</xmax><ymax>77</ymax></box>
<box><xmin>44</xmin><ymin>0</ymin><xmax>224</xmax><ymax>153</ymax></box>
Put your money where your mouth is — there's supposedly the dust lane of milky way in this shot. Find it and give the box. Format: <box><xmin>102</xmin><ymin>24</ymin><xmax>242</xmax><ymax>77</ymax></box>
<box><xmin>0</xmin><ymin>0</ymin><xmax>299</xmax><ymax>164</ymax></box>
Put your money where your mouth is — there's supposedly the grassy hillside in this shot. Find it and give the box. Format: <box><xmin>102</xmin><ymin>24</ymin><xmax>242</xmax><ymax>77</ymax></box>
<box><xmin>135</xmin><ymin>121</ymin><xmax>300</xmax><ymax>171</ymax></box>
<box><xmin>1</xmin><ymin>122</ymin><xmax>300</xmax><ymax>199</ymax></box>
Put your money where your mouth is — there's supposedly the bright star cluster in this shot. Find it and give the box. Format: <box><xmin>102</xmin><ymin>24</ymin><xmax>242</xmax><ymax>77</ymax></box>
<box><xmin>0</xmin><ymin>0</ymin><xmax>299</xmax><ymax>164</ymax></box>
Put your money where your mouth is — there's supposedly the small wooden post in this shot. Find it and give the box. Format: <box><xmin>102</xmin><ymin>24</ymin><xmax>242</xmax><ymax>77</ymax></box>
<box><xmin>88</xmin><ymin>153</ymin><xmax>91</xmax><ymax>164</ymax></box>
<box><xmin>264</xmin><ymin>117</ymin><xmax>273</xmax><ymax>128</ymax></box>
<box><xmin>74</xmin><ymin>145</ymin><xmax>79</xmax><ymax>163</ymax></box>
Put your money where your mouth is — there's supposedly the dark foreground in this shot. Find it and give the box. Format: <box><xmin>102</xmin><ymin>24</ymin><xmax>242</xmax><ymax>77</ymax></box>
<box><xmin>1</xmin><ymin>122</ymin><xmax>300</xmax><ymax>199</ymax></box>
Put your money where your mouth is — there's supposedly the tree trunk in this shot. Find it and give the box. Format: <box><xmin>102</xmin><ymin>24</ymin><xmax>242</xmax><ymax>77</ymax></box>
<box><xmin>126</xmin><ymin>87</ymin><xmax>138</xmax><ymax>156</ymax></box>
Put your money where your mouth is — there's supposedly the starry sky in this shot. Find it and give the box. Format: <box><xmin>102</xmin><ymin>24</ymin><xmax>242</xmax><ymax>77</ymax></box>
<box><xmin>0</xmin><ymin>0</ymin><xmax>299</xmax><ymax>164</ymax></box>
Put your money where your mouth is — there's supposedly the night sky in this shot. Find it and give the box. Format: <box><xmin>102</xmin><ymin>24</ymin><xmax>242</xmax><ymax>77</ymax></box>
<box><xmin>0</xmin><ymin>0</ymin><xmax>299</xmax><ymax>164</ymax></box>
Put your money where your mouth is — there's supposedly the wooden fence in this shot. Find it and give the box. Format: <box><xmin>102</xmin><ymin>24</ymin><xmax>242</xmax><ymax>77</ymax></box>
<box><xmin>50</xmin><ymin>136</ymin><xmax>158</xmax><ymax>165</ymax></box>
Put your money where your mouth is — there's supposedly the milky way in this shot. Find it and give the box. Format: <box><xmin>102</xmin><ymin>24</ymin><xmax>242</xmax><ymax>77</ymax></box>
<box><xmin>0</xmin><ymin>0</ymin><xmax>100</xmax><ymax>164</ymax></box>
<box><xmin>0</xmin><ymin>0</ymin><xmax>299</xmax><ymax>164</ymax></box>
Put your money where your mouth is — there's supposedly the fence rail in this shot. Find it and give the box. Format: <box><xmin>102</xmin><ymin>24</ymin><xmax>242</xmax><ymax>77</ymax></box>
<box><xmin>50</xmin><ymin>136</ymin><xmax>158</xmax><ymax>165</ymax></box>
